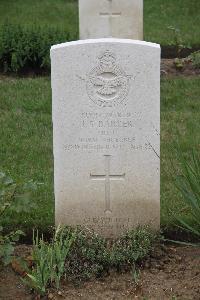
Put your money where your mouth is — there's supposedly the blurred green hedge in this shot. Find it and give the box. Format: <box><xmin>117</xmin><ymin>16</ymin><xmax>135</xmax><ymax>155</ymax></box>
<box><xmin>0</xmin><ymin>23</ymin><xmax>75</xmax><ymax>73</ymax></box>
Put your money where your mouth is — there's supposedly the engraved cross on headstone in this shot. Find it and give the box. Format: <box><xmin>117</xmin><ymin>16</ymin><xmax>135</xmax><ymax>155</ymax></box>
<box><xmin>99</xmin><ymin>0</ymin><xmax>122</xmax><ymax>37</ymax></box>
<box><xmin>90</xmin><ymin>155</ymin><xmax>125</xmax><ymax>213</ymax></box>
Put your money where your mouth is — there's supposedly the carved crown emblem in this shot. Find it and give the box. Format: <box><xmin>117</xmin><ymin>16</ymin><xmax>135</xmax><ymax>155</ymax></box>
<box><xmin>98</xmin><ymin>50</ymin><xmax>116</xmax><ymax>68</ymax></box>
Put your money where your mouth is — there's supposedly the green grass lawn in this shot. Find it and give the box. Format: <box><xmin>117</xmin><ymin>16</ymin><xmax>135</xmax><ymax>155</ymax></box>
<box><xmin>0</xmin><ymin>0</ymin><xmax>199</xmax><ymax>46</ymax></box>
<box><xmin>0</xmin><ymin>77</ymin><xmax>54</xmax><ymax>232</ymax></box>
<box><xmin>161</xmin><ymin>77</ymin><xmax>200</xmax><ymax>228</ymax></box>
<box><xmin>0</xmin><ymin>75</ymin><xmax>199</xmax><ymax>234</ymax></box>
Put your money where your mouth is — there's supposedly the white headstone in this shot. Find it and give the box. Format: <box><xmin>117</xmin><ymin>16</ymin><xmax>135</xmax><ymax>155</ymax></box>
<box><xmin>51</xmin><ymin>39</ymin><xmax>160</xmax><ymax>238</ymax></box>
<box><xmin>79</xmin><ymin>0</ymin><xmax>143</xmax><ymax>40</ymax></box>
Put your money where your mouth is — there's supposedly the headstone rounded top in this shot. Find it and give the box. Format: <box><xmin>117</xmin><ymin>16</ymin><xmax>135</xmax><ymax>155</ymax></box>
<box><xmin>50</xmin><ymin>38</ymin><xmax>160</xmax><ymax>52</ymax></box>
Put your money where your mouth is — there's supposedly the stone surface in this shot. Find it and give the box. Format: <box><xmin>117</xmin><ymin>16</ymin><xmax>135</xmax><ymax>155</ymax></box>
<box><xmin>79</xmin><ymin>0</ymin><xmax>143</xmax><ymax>40</ymax></box>
<box><xmin>51</xmin><ymin>39</ymin><xmax>160</xmax><ymax>238</ymax></box>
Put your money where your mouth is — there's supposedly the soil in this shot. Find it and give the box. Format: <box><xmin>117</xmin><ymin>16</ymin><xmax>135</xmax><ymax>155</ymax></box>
<box><xmin>0</xmin><ymin>59</ymin><xmax>199</xmax><ymax>80</ymax></box>
<box><xmin>161</xmin><ymin>59</ymin><xmax>200</xmax><ymax>77</ymax></box>
<box><xmin>0</xmin><ymin>244</ymin><xmax>199</xmax><ymax>300</ymax></box>
<box><xmin>161</xmin><ymin>46</ymin><xmax>200</xmax><ymax>59</ymax></box>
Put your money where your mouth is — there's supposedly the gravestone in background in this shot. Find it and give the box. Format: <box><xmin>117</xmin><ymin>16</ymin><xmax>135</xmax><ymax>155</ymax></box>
<box><xmin>51</xmin><ymin>39</ymin><xmax>160</xmax><ymax>238</ymax></box>
<box><xmin>79</xmin><ymin>0</ymin><xmax>143</xmax><ymax>40</ymax></box>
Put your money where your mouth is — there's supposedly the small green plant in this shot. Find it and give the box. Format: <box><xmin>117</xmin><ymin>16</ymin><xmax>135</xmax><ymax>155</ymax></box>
<box><xmin>66</xmin><ymin>229</ymin><xmax>110</xmax><ymax>281</ymax></box>
<box><xmin>188</xmin><ymin>51</ymin><xmax>200</xmax><ymax>69</ymax></box>
<box><xmin>50</xmin><ymin>226</ymin><xmax>76</xmax><ymax>289</ymax></box>
<box><xmin>0</xmin><ymin>227</ymin><xmax>24</xmax><ymax>265</ymax></box>
<box><xmin>168</xmin><ymin>26</ymin><xmax>190</xmax><ymax>58</ymax></box>
<box><xmin>174</xmin><ymin>58</ymin><xmax>184</xmax><ymax>70</ymax></box>
<box><xmin>111</xmin><ymin>227</ymin><xmax>156</xmax><ymax>271</ymax></box>
<box><xmin>174</xmin><ymin>149</ymin><xmax>200</xmax><ymax>240</ymax></box>
<box><xmin>0</xmin><ymin>172</ymin><xmax>37</xmax><ymax>266</ymax></box>
<box><xmin>25</xmin><ymin>233</ymin><xmax>51</xmax><ymax>295</ymax></box>
<box><xmin>24</xmin><ymin>226</ymin><xmax>76</xmax><ymax>295</ymax></box>
<box><xmin>131</xmin><ymin>266</ymin><xmax>141</xmax><ymax>285</ymax></box>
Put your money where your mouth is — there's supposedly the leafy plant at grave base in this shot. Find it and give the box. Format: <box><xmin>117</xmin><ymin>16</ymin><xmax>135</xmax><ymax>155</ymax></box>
<box><xmin>66</xmin><ymin>227</ymin><xmax>156</xmax><ymax>282</ymax></box>
<box><xmin>23</xmin><ymin>232</ymin><xmax>51</xmax><ymax>295</ymax></box>
<box><xmin>0</xmin><ymin>23</ymin><xmax>72</xmax><ymax>73</ymax></box>
<box><xmin>50</xmin><ymin>226</ymin><xmax>76</xmax><ymax>289</ymax></box>
<box><xmin>110</xmin><ymin>227</ymin><xmax>156</xmax><ymax>271</ymax></box>
<box><xmin>0</xmin><ymin>171</ymin><xmax>37</xmax><ymax>266</ymax></box>
<box><xmin>172</xmin><ymin>149</ymin><xmax>200</xmax><ymax>241</ymax></box>
<box><xmin>65</xmin><ymin>228</ymin><xmax>110</xmax><ymax>282</ymax></box>
<box><xmin>188</xmin><ymin>51</ymin><xmax>200</xmax><ymax>69</ymax></box>
<box><xmin>24</xmin><ymin>226</ymin><xmax>76</xmax><ymax>295</ymax></box>
<box><xmin>23</xmin><ymin>226</ymin><xmax>156</xmax><ymax>295</ymax></box>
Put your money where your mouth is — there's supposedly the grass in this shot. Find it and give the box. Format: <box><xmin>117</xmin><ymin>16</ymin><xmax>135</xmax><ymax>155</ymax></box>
<box><xmin>144</xmin><ymin>0</ymin><xmax>200</xmax><ymax>46</ymax></box>
<box><xmin>173</xmin><ymin>149</ymin><xmax>200</xmax><ymax>239</ymax></box>
<box><xmin>0</xmin><ymin>0</ymin><xmax>199</xmax><ymax>46</ymax></box>
<box><xmin>161</xmin><ymin>77</ymin><xmax>200</xmax><ymax>228</ymax></box>
<box><xmin>0</xmin><ymin>77</ymin><xmax>53</xmax><ymax>231</ymax></box>
<box><xmin>0</xmin><ymin>0</ymin><xmax>78</xmax><ymax>35</ymax></box>
<box><xmin>0</xmin><ymin>75</ymin><xmax>199</xmax><ymax>233</ymax></box>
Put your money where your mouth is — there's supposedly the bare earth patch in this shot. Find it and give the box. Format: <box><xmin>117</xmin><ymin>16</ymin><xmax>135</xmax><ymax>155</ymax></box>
<box><xmin>0</xmin><ymin>245</ymin><xmax>199</xmax><ymax>300</ymax></box>
<box><xmin>161</xmin><ymin>59</ymin><xmax>200</xmax><ymax>77</ymax></box>
<box><xmin>0</xmin><ymin>59</ymin><xmax>199</xmax><ymax>81</ymax></box>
